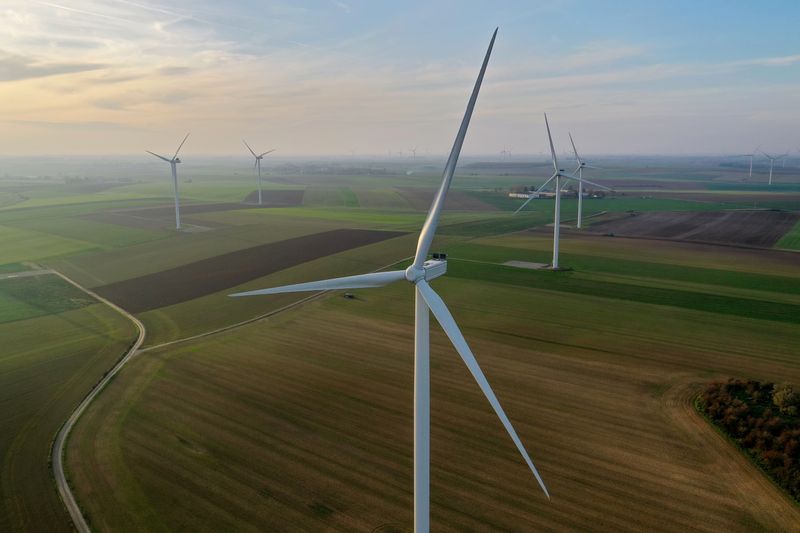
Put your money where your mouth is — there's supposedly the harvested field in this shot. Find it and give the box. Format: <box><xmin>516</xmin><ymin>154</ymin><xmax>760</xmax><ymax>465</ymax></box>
<box><xmin>587</xmin><ymin>210</ymin><xmax>800</xmax><ymax>247</ymax></box>
<box><xmin>68</xmin><ymin>275</ymin><xmax>800</xmax><ymax>532</ymax></box>
<box><xmin>94</xmin><ymin>229</ymin><xmax>404</xmax><ymax>312</ymax></box>
<box><xmin>242</xmin><ymin>189</ymin><xmax>304</xmax><ymax>205</ymax></box>
<box><xmin>395</xmin><ymin>187</ymin><xmax>497</xmax><ymax>211</ymax></box>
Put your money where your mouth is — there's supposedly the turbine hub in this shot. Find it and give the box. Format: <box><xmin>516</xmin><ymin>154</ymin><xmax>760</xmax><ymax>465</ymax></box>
<box><xmin>404</xmin><ymin>265</ymin><xmax>425</xmax><ymax>283</ymax></box>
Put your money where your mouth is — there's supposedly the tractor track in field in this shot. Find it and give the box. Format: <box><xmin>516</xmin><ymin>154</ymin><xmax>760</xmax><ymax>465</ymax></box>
<box><xmin>49</xmin><ymin>256</ymin><xmax>412</xmax><ymax>532</ymax></box>
<box><xmin>50</xmin><ymin>270</ymin><xmax>146</xmax><ymax>533</ymax></box>
<box><xmin>660</xmin><ymin>380</ymin><xmax>800</xmax><ymax>530</ymax></box>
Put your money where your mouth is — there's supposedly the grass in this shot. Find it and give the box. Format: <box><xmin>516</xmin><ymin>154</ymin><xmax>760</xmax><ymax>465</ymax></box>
<box><xmin>66</xmin><ymin>265</ymin><xmax>800</xmax><ymax>531</ymax></box>
<box><xmin>444</xmin><ymin>242</ymin><xmax>800</xmax><ymax>297</ymax></box>
<box><xmin>0</xmin><ymin>302</ymin><xmax>136</xmax><ymax>533</ymax></box>
<box><xmin>0</xmin><ymin>275</ymin><xmax>95</xmax><ymax>324</ymax></box>
<box><xmin>776</xmin><ymin>219</ymin><xmax>800</xmax><ymax>250</ymax></box>
<box><xmin>445</xmin><ymin>260</ymin><xmax>800</xmax><ymax>324</ymax></box>
<box><xmin>1</xmin><ymin>166</ymin><xmax>798</xmax><ymax>531</ymax></box>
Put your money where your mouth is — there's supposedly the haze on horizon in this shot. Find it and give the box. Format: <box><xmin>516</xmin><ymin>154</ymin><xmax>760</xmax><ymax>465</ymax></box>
<box><xmin>1</xmin><ymin>0</ymin><xmax>799</xmax><ymax>157</ymax></box>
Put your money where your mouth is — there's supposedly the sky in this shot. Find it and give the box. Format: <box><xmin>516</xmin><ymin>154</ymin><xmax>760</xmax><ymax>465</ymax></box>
<box><xmin>1</xmin><ymin>0</ymin><xmax>799</xmax><ymax>156</ymax></box>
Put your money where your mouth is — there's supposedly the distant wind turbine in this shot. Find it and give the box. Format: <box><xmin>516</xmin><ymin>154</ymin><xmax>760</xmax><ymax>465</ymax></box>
<box><xmin>732</xmin><ymin>149</ymin><xmax>758</xmax><ymax>178</ymax></box>
<box><xmin>410</xmin><ymin>147</ymin><xmax>417</xmax><ymax>160</ymax></box>
<box><xmin>759</xmin><ymin>150</ymin><xmax>788</xmax><ymax>185</ymax></box>
<box><xmin>243</xmin><ymin>140</ymin><xmax>275</xmax><ymax>205</ymax></box>
<box><xmin>146</xmin><ymin>133</ymin><xmax>190</xmax><ymax>230</ymax></box>
<box><xmin>230</xmin><ymin>29</ymin><xmax>549</xmax><ymax>532</ymax></box>
<box><xmin>515</xmin><ymin>115</ymin><xmax>609</xmax><ymax>269</ymax></box>
<box><xmin>568</xmin><ymin>133</ymin><xmax>608</xmax><ymax>229</ymax></box>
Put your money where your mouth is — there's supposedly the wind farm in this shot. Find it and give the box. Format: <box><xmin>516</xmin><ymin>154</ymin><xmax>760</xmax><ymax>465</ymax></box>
<box><xmin>2</xmin><ymin>2</ymin><xmax>800</xmax><ymax>533</ymax></box>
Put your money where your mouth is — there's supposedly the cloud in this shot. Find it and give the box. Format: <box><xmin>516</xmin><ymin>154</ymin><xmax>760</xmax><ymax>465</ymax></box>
<box><xmin>332</xmin><ymin>1</ymin><xmax>351</xmax><ymax>13</ymax></box>
<box><xmin>0</xmin><ymin>50</ymin><xmax>105</xmax><ymax>82</ymax></box>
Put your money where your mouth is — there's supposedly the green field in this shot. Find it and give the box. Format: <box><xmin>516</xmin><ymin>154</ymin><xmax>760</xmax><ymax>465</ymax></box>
<box><xmin>66</xmin><ymin>234</ymin><xmax>800</xmax><ymax>531</ymax></box>
<box><xmin>1</xmin><ymin>159</ymin><xmax>799</xmax><ymax>532</ymax></box>
<box><xmin>0</xmin><ymin>283</ymin><xmax>136</xmax><ymax>532</ymax></box>
<box><xmin>777</xmin><ymin>219</ymin><xmax>800</xmax><ymax>250</ymax></box>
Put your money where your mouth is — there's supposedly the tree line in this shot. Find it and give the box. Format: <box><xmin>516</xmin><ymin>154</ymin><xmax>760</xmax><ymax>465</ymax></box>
<box><xmin>698</xmin><ymin>378</ymin><xmax>800</xmax><ymax>500</ymax></box>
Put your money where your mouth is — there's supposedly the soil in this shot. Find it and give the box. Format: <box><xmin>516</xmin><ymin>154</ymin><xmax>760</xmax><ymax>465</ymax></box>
<box><xmin>94</xmin><ymin>229</ymin><xmax>405</xmax><ymax>312</ymax></box>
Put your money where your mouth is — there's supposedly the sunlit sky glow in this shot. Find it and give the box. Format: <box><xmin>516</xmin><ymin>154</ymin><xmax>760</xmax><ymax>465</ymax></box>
<box><xmin>1</xmin><ymin>0</ymin><xmax>799</xmax><ymax>156</ymax></box>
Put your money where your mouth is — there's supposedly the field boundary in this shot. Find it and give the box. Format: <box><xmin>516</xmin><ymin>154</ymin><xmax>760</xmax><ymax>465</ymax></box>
<box><xmin>140</xmin><ymin>255</ymin><xmax>415</xmax><ymax>353</ymax></box>
<box><xmin>661</xmin><ymin>380</ymin><xmax>800</xmax><ymax>529</ymax></box>
<box><xmin>49</xmin><ymin>270</ymin><xmax>146</xmax><ymax>533</ymax></box>
<box><xmin>52</xmin><ymin>254</ymin><xmax>413</xmax><ymax>532</ymax></box>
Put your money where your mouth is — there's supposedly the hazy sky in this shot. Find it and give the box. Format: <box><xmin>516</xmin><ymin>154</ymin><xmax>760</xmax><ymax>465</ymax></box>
<box><xmin>1</xmin><ymin>0</ymin><xmax>799</xmax><ymax>156</ymax></box>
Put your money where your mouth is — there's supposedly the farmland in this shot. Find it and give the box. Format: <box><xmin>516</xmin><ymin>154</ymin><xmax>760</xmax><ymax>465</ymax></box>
<box><xmin>586</xmin><ymin>210</ymin><xmax>799</xmax><ymax>247</ymax></box>
<box><xmin>0</xmin><ymin>277</ymin><xmax>136</xmax><ymax>532</ymax></box>
<box><xmin>0</xmin><ymin>156</ymin><xmax>799</xmax><ymax>532</ymax></box>
<box><xmin>65</xmin><ymin>233</ymin><xmax>800</xmax><ymax>531</ymax></box>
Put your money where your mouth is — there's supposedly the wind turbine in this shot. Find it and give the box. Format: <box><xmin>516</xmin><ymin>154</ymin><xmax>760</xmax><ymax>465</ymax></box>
<box><xmin>230</xmin><ymin>29</ymin><xmax>549</xmax><ymax>532</ymax></box>
<box><xmin>732</xmin><ymin>149</ymin><xmax>758</xmax><ymax>178</ymax></box>
<box><xmin>243</xmin><ymin>140</ymin><xmax>275</xmax><ymax>205</ymax></box>
<box><xmin>568</xmin><ymin>133</ymin><xmax>607</xmax><ymax>229</ymax></box>
<box><xmin>146</xmin><ymin>133</ymin><xmax>190</xmax><ymax>230</ymax></box>
<box><xmin>759</xmin><ymin>150</ymin><xmax>788</xmax><ymax>185</ymax></box>
<box><xmin>410</xmin><ymin>147</ymin><xmax>417</xmax><ymax>160</ymax></box>
<box><xmin>514</xmin><ymin>115</ymin><xmax>609</xmax><ymax>269</ymax></box>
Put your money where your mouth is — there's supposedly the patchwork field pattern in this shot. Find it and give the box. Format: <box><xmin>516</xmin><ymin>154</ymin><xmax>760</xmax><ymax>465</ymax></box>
<box><xmin>67</xmin><ymin>265</ymin><xmax>800</xmax><ymax>532</ymax></box>
<box><xmin>0</xmin><ymin>292</ymin><xmax>136</xmax><ymax>533</ymax></box>
<box><xmin>587</xmin><ymin>210</ymin><xmax>799</xmax><ymax>247</ymax></box>
<box><xmin>93</xmin><ymin>229</ymin><xmax>405</xmax><ymax>312</ymax></box>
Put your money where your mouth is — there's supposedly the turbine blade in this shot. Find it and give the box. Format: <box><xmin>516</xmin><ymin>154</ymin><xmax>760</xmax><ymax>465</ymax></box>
<box><xmin>259</xmin><ymin>149</ymin><xmax>276</xmax><ymax>157</ymax></box>
<box><xmin>173</xmin><ymin>133</ymin><xmax>190</xmax><ymax>159</ymax></box>
<box><xmin>416</xmin><ymin>280</ymin><xmax>550</xmax><ymax>499</ymax></box>
<box><xmin>584</xmin><ymin>164</ymin><xmax>603</xmax><ymax>170</ymax></box>
<box><xmin>229</xmin><ymin>270</ymin><xmax>406</xmax><ymax>297</ymax></box>
<box><xmin>544</xmin><ymin>113</ymin><xmax>559</xmax><ymax>173</ymax></box>
<box><xmin>412</xmin><ymin>28</ymin><xmax>497</xmax><ymax>269</ymax></box>
<box><xmin>559</xmin><ymin>171</ymin><xmax>611</xmax><ymax>191</ymax></box>
<box><xmin>568</xmin><ymin>132</ymin><xmax>582</xmax><ymax>165</ymax></box>
<box><xmin>513</xmin><ymin>194</ymin><xmax>536</xmax><ymax>215</ymax></box>
<box><xmin>146</xmin><ymin>150</ymin><xmax>171</xmax><ymax>162</ymax></box>
<box><xmin>243</xmin><ymin>139</ymin><xmax>258</xmax><ymax>158</ymax></box>
<box><xmin>535</xmin><ymin>172</ymin><xmax>558</xmax><ymax>193</ymax></box>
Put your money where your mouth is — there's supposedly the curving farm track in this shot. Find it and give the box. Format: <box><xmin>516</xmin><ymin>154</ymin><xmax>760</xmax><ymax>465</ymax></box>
<box><xmin>50</xmin><ymin>271</ymin><xmax>146</xmax><ymax>533</ymax></box>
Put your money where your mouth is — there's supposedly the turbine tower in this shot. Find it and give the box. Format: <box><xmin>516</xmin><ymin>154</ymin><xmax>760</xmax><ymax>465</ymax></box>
<box><xmin>759</xmin><ymin>150</ymin><xmax>788</xmax><ymax>185</ymax></box>
<box><xmin>732</xmin><ymin>149</ymin><xmax>758</xmax><ymax>178</ymax></box>
<box><xmin>243</xmin><ymin>140</ymin><xmax>275</xmax><ymax>205</ymax></box>
<box><xmin>146</xmin><ymin>133</ymin><xmax>190</xmax><ymax>230</ymax></box>
<box><xmin>514</xmin><ymin>115</ymin><xmax>609</xmax><ymax>269</ymax></box>
<box><xmin>568</xmin><ymin>133</ymin><xmax>606</xmax><ymax>229</ymax></box>
<box><xmin>230</xmin><ymin>29</ymin><xmax>549</xmax><ymax>532</ymax></box>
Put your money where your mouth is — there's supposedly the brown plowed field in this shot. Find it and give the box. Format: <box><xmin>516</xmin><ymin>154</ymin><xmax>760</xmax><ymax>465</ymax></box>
<box><xmin>394</xmin><ymin>187</ymin><xmax>497</xmax><ymax>211</ymax></box>
<box><xmin>242</xmin><ymin>189</ymin><xmax>304</xmax><ymax>205</ymax></box>
<box><xmin>94</xmin><ymin>229</ymin><xmax>404</xmax><ymax>312</ymax></box>
<box><xmin>587</xmin><ymin>210</ymin><xmax>799</xmax><ymax>247</ymax></box>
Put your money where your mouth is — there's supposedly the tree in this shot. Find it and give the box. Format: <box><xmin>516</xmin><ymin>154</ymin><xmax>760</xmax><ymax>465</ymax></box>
<box><xmin>773</xmin><ymin>383</ymin><xmax>799</xmax><ymax>416</ymax></box>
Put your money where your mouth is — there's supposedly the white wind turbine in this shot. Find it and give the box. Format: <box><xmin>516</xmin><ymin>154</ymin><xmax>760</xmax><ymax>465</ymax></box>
<box><xmin>514</xmin><ymin>114</ymin><xmax>609</xmax><ymax>269</ymax></box>
<box><xmin>732</xmin><ymin>149</ymin><xmax>758</xmax><ymax>178</ymax></box>
<box><xmin>230</xmin><ymin>29</ymin><xmax>549</xmax><ymax>532</ymax></box>
<box><xmin>243</xmin><ymin>140</ymin><xmax>275</xmax><ymax>205</ymax></box>
<box><xmin>147</xmin><ymin>133</ymin><xmax>190</xmax><ymax>230</ymax></box>
<box><xmin>759</xmin><ymin>150</ymin><xmax>788</xmax><ymax>185</ymax></box>
<box><xmin>568</xmin><ymin>133</ymin><xmax>608</xmax><ymax>229</ymax></box>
